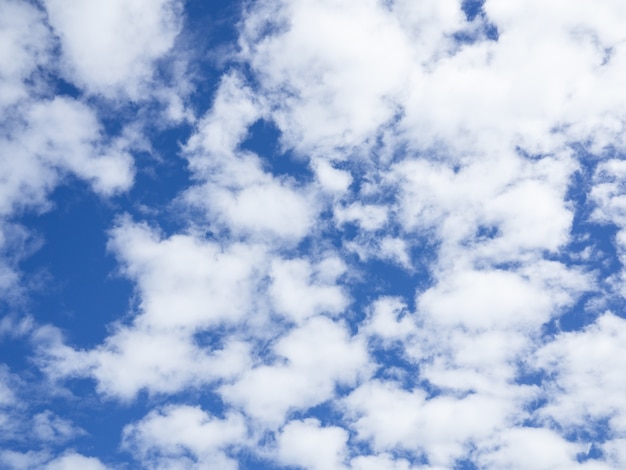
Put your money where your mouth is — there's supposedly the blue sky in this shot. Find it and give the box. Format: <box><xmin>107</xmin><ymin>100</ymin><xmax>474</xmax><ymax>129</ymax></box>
<box><xmin>2</xmin><ymin>0</ymin><xmax>626</xmax><ymax>468</ymax></box>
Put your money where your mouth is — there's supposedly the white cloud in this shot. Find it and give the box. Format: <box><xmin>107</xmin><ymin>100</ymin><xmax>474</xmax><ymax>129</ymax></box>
<box><xmin>0</xmin><ymin>370</ymin><xmax>16</xmax><ymax>407</ymax></box>
<box><xmin>42</xmin><ymin>0</ymin><xmax>182</xmax><ymax>98</ymax></box>
<box><xmin>378</xmin><ymin>237</ymin><xmax>411</xmax><ymax>268</ymax></box>
<box><xmin>0</xmin><ymin>1</ymin><xmax>136</xmax><ymax>225</ymax></box>
<box><xmin>477</xmin><ymin>426</ymin><xmax>608</xmax><ymax>470</ymax></box>
<box><xmin>239</xmin><ymin>0</ymin><xmax>459</xmax><ymax>155</ymax></box>
<box><xmin>342</xmin><ymin>379</ymin><xmax>425</xmax><ymax>453</ymax></box>
<box><xmin>277</xmin><ymin>419</ymin><xmax>348</xmax><ymax>470</ymax></box>
<box><xmin>183</xmin><ymin>72</ymin><xmax>317</xmax><ymax>242</ymax></box>
<box><xmin>269</xmin><ymin>257</ymin><xmax>348</xmax><ymax>322</ymax></box>
<box><xmin>349</xmin><ymin>454</ymin><xmax>419</xmax><ymax>470</ymax></box>
<box><xmin>122</xmin><ymin>405</ymin><xmax>246</xmax><ymax>470</ymax></box>
<box><xmin>36</xmin><ymin>217</ymin><xmax>353</xmax><ymax>406</ymax></box>
<box><xmin>22</xmin><ymin>98</ymin><xmax>134</xmax><ymax>193</ymax></box>
<box><xmin>0</xmin><ymin>449</ymin><xmax>106</xmax><ymax>470</ymax></box>
<box><xmin>107</xmin><ymin>220</ymin><xmax>265</xmax><ymax>331</ymax></box>
<box><xmin>185</xmin><ymin>73</ymin><xmax>261</xmax><ymax>163</ymax></box>
<box><xmin>32</xmin><ymin>411</ymin><xmax>85</xmax><ymax>443</ymax></box>
<box><xmin>392</xmin><ymin>151</ymin><xmax>576</xmax><ymax>265</ymax></box>
<box><xmin>0</xmin><ymin>364</ymin><xmax>90</xmax><ymax>460</ymax></box>
<box><xmin>221</xmin><ymin>316</ymin><xmax>369</xmax><ymax>425</ymax></box>
<box><xmin>42</xmin><ymin>317</ymin><xmax>250</xmax><ymax>411</ymax></box>
<box><xmin>343</xmin><ymin>378</ymin><xmax>528</xmax><ymax>468</ymax></box>
<box><xmin>0</xmin><ymin>224</ymin><xmax>34</xmax><ymax>308</ymax></box>
<box><xmin>417</xmin><ymin>327</ymin><xmax>530</xmax><ymax>391</ymax></box>
<box><xmin>418</xmin><ymin>268</ymin><xmax>554</xmax><ymax>330</ymax></box>
<box><xmin>603</xmin><ymin>438</ymin><xmax>626</xmax><ymax>468</ymax></box>
<box><xmin>335</xmin><ymin>203</ymin><xmax>388</xmax><ymax>231</ymax></box>
<box><xmin>15</xmin><ymin>0</ymin><xmax>626</xmax><ymax>468</ymax></box>
<box><xmin>44</xmin><ymin>453</ymin><xmax>108</xmax><ymax>470</ymax></box>
<box><xmin>312</xmin><ymin>158</ymin><xmax>353</xmax><ymax>194</ymax></box>
<box><xmin>199</xmin><ymin>180</ymin><xmax>315</xmax><ymax>240</ymax></box>
<box><xmin>0</xmin><ymin>97</ymin><xmax>134</xmax><ymax>217</ymax></box>
<box><xmin>591</xmin><ymin>159</ymin><xmax>626</xmax><ymax>239</ymax></box>
<box><xmin>0</xmin><ymin>0</ymin><xmax>50</xmax><ymax>111</ymax></box>
<box><xmin>361</xmin><ymin>297</ymin><xmax>416</xmax><ymax>345</ymax></box>
<box><xmin>0</xmin><ymin>365</ymin><xmax>21</xmax><ymax>439</ymax></box>
<box><xmin>89</xmin><ymin>329</ymin><xmax>251</xmax><ymax>400</ymax></box>
<box><xmin>536</xmin><ymin>312</ymin><xmax>626</xmax><ymax>436</ymax></box>
<box><xmin>235</xmin><ymin>0</ymin><xmax>626</xmax><ymax>165</ymax></box>
<box><xmin>341</xmin><ymin>234</ymin><xmax>412</xmax><ymax>268</ymax></box>
<box><xmin>36</xmin><ymin>219</ymin><xmax>265</xmax><ymax>399</ymax></box>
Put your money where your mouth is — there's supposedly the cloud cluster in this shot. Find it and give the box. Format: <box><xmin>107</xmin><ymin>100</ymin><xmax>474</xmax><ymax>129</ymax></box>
<box><xmin>43</xmin><ymin>0</ymin><xmax>182</xmax><ymax>99</ymax></box>
<box><xmin>5</xmin><ymin>0</ymin><xmax>626</xmax><ymax>468</ymax></box>
<box><xmin>0</xmin><ymin>0</ymin><xmax>185</xmax><ymax>467</ymax></box>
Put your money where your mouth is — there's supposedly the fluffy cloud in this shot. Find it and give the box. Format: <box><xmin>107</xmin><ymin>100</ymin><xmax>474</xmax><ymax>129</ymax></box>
<box><xmin>36</xmin><ymin>219</ymin><xmax>264</xmax><ymax>399</ymax></box>
<box><xmin>343</xmin><ymin>378</ymin><xmax>528</xmax><ymax>468</ymax></box>
<box><xmin>43</xmin><ymin>0</ymin><xmax>182</xmax><ymax>98</ymax></box>
<box><xmin>269</xmin><ymin>257</ymin><xmax>348</xmax><ymax>322</ymax></box>
<box><xmin>0</xmin><ymin>451</ymin><xmax>108</xmax><ymax>470</ymax></box>
<box><xmin>0</xmin><ymin>1</ymin><xmax>136</xmax><ymax>215</ymax></box>
<box><xmin>9</xmin><ymin>0</ymin><xmax>626</xmax><ymax>468</ymax></box>
<box><xmin>183</xmin><ymin>73</ymin><xmax>317</xmax><ymax>241</ymax></box>
<box><xmin>477</xmin><ymin>427</ymin><xmax>607</xmax><ymax>470</ymax></box>
<box><xmin>0</xmin><ymin>0</ymin><xmax>50</xmax><ymax>112</ymax></box>
<box><xmin>239</xmin><ymin>0</ymin><xmax>460</xmax><ymax>154</ymax></box>
<box><xmin>0</xmin><ymin>97</ymin><xmax>134</xmax><ymax>214</ymax></box>
<box><xmin>221</xmin><ymin>316</ymin><xmax>369</xmax><ymax>425</ymax></box>
<box><xmin>536</xmin><ymin>313</ymin><xmax>626</xmax><ymax>435</ymax></box>
<box><xmin>277</xmin><ymin>419</ymin><xmax>348</xmax><ymax>470</ymax></box>
<box><xmin>122</xmin><ymin>405</ymin><xmax>246</xmax><ymax>469</ymax></box>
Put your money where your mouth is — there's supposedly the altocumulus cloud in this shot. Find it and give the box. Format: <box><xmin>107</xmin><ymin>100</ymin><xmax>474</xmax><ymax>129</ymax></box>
<box><xmin>2</xmin><ymin>0</ymin><xmax>626</xmax><ymax>469</ymax></box>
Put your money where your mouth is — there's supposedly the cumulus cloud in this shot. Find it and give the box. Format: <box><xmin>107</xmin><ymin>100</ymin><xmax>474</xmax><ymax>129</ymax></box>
<box><xmin>0</xmin><ymin>0</ymin><xmax>138</xmax><ymax>213</ymax></box>
<box><xmin>122</xmin><ymin>405</ymin><xmax>246</xmax><ymax>470</ymax></box>
<box><xmin>0</xmin><ymin>451</ymin><xmax>108</xmax><ymax>470</ymax></box>
<box><xmin>9</xmin><ymin>0</ymin><xmax>626</xmax><ymax>468</ymax></box>
<box><xmin>220</xmin><ymin>315</ymin><xmax>369</xmax><ymax>425</ymax></box>
<box><xmin>536</xmin><ymin>313</ymin><xmax>626</xmax><ymax>436</ymax></box>
<box><xmin>0</xmin><ymin>97</ymin><xmax>134</xmax><ymax>213</ymax></box>
<box><xmin>0</xmin><ymin>0</ymin><xmax>50</xmax><ymax>112</ymax></box>
<box><xmin>182</xmin><ymin>72</ymin><xmax>317</xmax><ymax>242</ymax></box>
<box><xmin>43</xmin><ymin>0</ymin><xmax>183</xmax><ymax>98</ymax></box>
<box><xmin>269</xmin><ymin>256</ymin><xmax>348</xmax><ymax>322</ymax></box>
<box><xmin>36</xmin><ymin>218</ymin><xmax>264</xmax><ymax>399</ymax></box>
<box><xmin>277</xmin><ymin>419</ymin><xmax>348</xmax><ymax>470</ymax></box>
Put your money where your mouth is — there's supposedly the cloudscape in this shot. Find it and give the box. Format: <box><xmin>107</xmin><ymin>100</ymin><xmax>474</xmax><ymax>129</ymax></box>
<box><xmin>2</xmin><ymin>0</ymin><xmax>626</xmax><ymax>468</ymax></box>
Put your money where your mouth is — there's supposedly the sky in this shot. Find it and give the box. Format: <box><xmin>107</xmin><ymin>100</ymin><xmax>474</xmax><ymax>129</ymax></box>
<box><xmin>2</xmin><ymin>0</ymin><xmax>626</xmax><ymax>468</ymax></box>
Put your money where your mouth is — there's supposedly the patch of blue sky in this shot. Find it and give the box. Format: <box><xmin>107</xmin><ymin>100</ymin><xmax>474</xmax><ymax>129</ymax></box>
<box><xmin>123</xmin><ymin>129</ymin><xmax>194</xmax><ymax>235</ymax></box>
<box><xmin>370</xmin><ymin>345</ymin><xmax>439</xmax><ymax>396</ymax></box>
<box><xmin>230</xmin><ymin>453</ymin><xmax>282</xmax><ymax>470</ymax></box>
<box><xmin>456</xmin><ymin>0</ymin><xmax>499</xmax><ymax>43</ymax></box>
<box><xmin>0</xmin><ymin>337</ymin><xmax>32</xmax><ymax>377</ymax></box>
<box><xmin>5</xmin><ymin>0</ymin><xmax>626</xmax><ymax>468</ymax></box>
<box><xmin>519</xmin><ymin>394</ymin><xmax>549</xmax><ymax>422</ymax></box>
<box><xmin>578</xmin><ymin>444</ymin><xmax>605</xmax><ymax>463</ymax></box>
<box><xmin>461</xmin><ymin>0</ymin><xmax>485</xmax><ymax>21</ymax></box>
<box><xmin>564</xmin><ymin>418</ymin><xmax>612</xmax><ymax>447</ymax></box>
<box><xmin>49</xmin><ymin>77</ymin><xmax>82</xmax><ymax>100</ymax></box>
<box><xmin>240</xmin><ymin>118</ymin><xmax>313</xmax><ymax>183</ymax></box>
<box><xmin>356</xmin><ymin>257</ymin><xmax>429</xmax><ymax>308</ymax></box>
<box><xmin>18</xmin><ymin>182</ymin><xmax>132</xmax><ymax>349</ymax></box>
<box><xmin>455</xmin><ymin>460</ymin><xmax>479</xmax><ymax>470</ymax></box>
<box><xmin>289</xmin><ymin>400</ymin><xmax>344</xmax><ymax>427</ymax></box>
